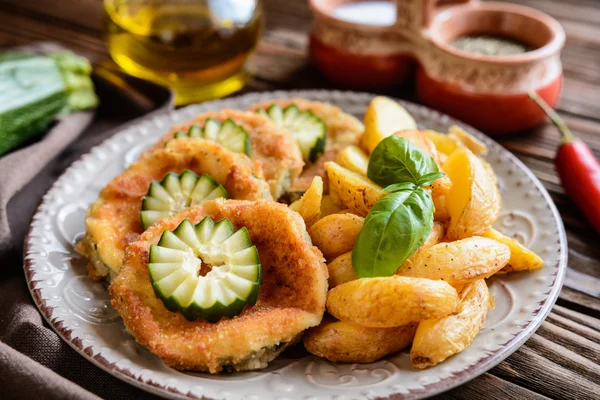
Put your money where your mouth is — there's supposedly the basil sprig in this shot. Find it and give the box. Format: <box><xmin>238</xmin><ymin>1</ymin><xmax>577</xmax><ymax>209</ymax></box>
<box><xmin>368</xmin><ymin>136</ymin><xmax>444</xmax><ymax>187</ymax></box>
<box><xmin>352</xmin><ymin>136</ymin><xmax>444</xmax><ymax>278</ymax></box>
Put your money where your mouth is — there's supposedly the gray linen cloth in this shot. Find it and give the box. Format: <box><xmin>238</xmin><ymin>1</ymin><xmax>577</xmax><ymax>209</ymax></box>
<box><xmin>0</xmin><ymin>62</ymin><xmax>173</xmax><ymax>399</ymax></box>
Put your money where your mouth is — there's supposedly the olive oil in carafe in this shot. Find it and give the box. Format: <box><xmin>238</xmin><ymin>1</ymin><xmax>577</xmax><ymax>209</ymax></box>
<box><xmin>104</xmin><ymin>1</ymin><xmax>263</xmax><ymax>104</ymax></box>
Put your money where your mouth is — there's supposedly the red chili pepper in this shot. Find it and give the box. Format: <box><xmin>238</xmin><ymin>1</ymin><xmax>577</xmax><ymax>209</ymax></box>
<box><xmin>529</xmin><ymin>92</ymin><xmax>600</xmax><ymax>234</ymax></box>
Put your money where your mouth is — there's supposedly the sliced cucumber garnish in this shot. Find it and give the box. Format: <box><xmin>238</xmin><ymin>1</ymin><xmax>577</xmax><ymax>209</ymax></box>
<box><xmin>148</xmin><ymin>217</ymin><xmax>262</xmax><ymax>322</ymax></box>
<box><xmin>257</xmin><ymin>104</ymin><xmax>326</xmax><ymax>163</ymax></box>
<box><xmin>173</xmin><ymin>118</ymin><xmax>251</xmax><ymax>156</ymax></box>
<box><xmin>140</xmin><ymin>170</ymin><xmax>228</xmax><ymax>229</ymax></box>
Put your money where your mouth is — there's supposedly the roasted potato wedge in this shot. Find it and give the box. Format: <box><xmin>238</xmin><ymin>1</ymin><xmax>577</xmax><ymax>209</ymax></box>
<box><xmin>403</xmin><ymin>221</ymin><xmax>445</xmax><ymax>266</ymax></box>
<box><xmin>394</xmin><ymin>130</ymin><xmax>452</xmax><ymax>198</ymax></box>
<box><xmin>482</xmin><ymin>228</ymin><xmax>544</xmax><ymax>272</ymax></box>
<box><xmin>424</xmin><ymin>130</ymin><xmax>463</xmax><ymax>156</ymax></box>
<box><xmin>444</xmin><ymin>148</ymin><xmax>501</xmax><ymax>239</ymax></box>
<box><xmin>433</xmin><ymin>195</ymin><xmax>449</xmax><ymax>221</ymax></box>
<box><xmin>321</xmin><ymin>194</ymin><xmax>343</xmax><ymax>218</ymax></box>
<box><xmin>396</xmin><ymin>236</ymin><xmax>510</xmax><ymax>287</ymax></box>
<box><xmin>326</xmin><ymin>276</ymin><xmax>459</xmax><ymax>328</ymax></box>
<box><xmin>325</xmin><ymin>161</ymin><xmax>386</xmax><ymax>217</ymax></box>
<box><xmin>411</xmin><ymin>279</ymin><xmax>492</xmax><ymax>368</ymax></box>
<box><xmin>289</xmin><ymin>176</ymin><xmax>323</xmax><ymax>228</ymax></box>
<box><xmin>304</xmin><ymin>315</ymin><xmax>417</xmax><ymax>363</ymax></box>
<box><xmin>362</xmin><ymin>96</ymin><xmax>417</xmax><ymax>153</ymax></box>
<box><xmin>335</xmin><ymin>145</ymin><xmax>369</xmax><ymax>176</ymax></box>
<box><xmin>308</xmin><ymin>213</ymin><xmax>364</xmax><ymax>261</ymax></box>
<box><xmin>327</xmin><ymin>251</ymin><xmax>357</xmax><ymax>288</ymax></box>
<box><xmin>449</xmin><ymin>125</ymin><xmax>488</xmax><ymax>156</ymax></box>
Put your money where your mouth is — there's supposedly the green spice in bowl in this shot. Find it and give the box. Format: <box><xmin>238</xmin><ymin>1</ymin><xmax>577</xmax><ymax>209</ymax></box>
<box><xmin>450</xmin><ymin>35</ymin><xmax>532</xmax><ymax>56</ymax></box>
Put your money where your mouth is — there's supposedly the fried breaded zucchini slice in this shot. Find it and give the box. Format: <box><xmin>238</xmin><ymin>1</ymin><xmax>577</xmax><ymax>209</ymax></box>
<box><xmin>82</xmin><ymin>140</ymin><xmax>272</xmax><ymax>280</ymax></box>
<box><xmin>110</xmin><ymin>199</ymin><xmax>328</xmax><ymax>373</ymax></box>
<box><xmin>249</xmin><ymin>98</ymin><xmax>364</xmax><ymax>194</ymax></box>
<box><xmin>151</xmin><ymin>109</ymin><xmax>304</xmax><ymax>199</ymax></box>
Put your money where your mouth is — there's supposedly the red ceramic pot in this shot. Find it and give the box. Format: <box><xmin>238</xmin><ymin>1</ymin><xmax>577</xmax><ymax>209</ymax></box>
<box><xmin>309</xmin><ymin>35</ymin><xmax>415</xmax><ymax>91</ymax></box>
<box><xmin>419</xmin><ymin>2</ymin><xmax>566</xmax><ymax>135</ymax></box>
<box><xmin>308</xmin><ymin>0</ymin><xmax>418</xmax><ymax>90</ymax></box>
<box><xmin>308</xmin><ymin>0</ymin><xmax>566</xmax><ymax>136</ymax></box>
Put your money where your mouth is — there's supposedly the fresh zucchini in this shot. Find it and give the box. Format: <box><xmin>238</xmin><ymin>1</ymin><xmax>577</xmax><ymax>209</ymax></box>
<box><xmin>173</xmin><ymin>118</ymin><xmax>251</xmax><ymax>156</ymax></box>
<box><xmin>140</xmin><ymin>170</ymin><xmax>228</xmax><ymax>229</ymax></box>
<box><xmin>0</xmin><ymin>52</ymin><xmax>98</xmax><ymax>156</ymax></box>
<box><xmin>148</xmin><ymin>217</ymin><xmax>262</xmax><ymax>322</ymax></box>
<box><xmin>257</xmin><ymin>104</ymin><xmax>326</xmax><ymax>163</ymax></box>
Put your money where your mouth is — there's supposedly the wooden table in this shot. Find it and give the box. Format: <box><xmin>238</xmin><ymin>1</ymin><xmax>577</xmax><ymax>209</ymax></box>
<box><xmin>1</xmin><ymin>0</ymin><xmax>599</xmax><ymax>399</ymax></box>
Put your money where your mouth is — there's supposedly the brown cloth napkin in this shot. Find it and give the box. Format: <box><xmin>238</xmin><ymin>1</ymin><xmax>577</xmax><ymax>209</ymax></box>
<box><xmin>0</xmin><ymin>59</ymin><xmax>174</xmax><ymax>399</ymax></box>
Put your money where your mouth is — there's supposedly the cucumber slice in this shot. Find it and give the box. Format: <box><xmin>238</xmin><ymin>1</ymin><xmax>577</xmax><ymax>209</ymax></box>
<box><xmin>256</xmin><ymin>103</ymin><xmax>326</xmax><ymax>163</ymax></box>
<box><xmin>140</xmin><ymin>170</ymin><xmax>228</xmax><ymax>229</ymax></box>
<box><xmin>171</xmin><ymin>118</ymin><xmax>251</xmax><ymax>156</ymax></box>
<box><xmin>148</xmin><ymin>217</ymin><xmax>262</xmax><ymax>322</ymax></box>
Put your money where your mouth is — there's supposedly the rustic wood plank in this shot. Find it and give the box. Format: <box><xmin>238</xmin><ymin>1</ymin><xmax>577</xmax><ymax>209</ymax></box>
<box><xmin>492</xmin><ymin>344</ymin><xmax>600</xmax><ymax>399</ymax></box>
<box><xmin>437</xmin><ymin>373</ymin><xmax>551</xmax><ymax>400</ymax></box>
<box><xmin>557</xmin><ymin>287</ymin><xmax>600</xmax><ymax>317</ymax></box>
<box><xmin>535</xmin><ymin>321</ymin><xmax>600</xmax><ymax>364</ymax></box>
<box><xmin>551</xmin><ymin>304</ymin><xmax>600</xmax><ymax>333</ymax></box>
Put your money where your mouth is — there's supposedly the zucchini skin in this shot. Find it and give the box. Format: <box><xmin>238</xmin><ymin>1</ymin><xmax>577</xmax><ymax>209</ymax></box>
<box><xmin>0</xmin><ymin>91</ymin><xmax>67</xmax><ymax>155</ymax></box>
<box><xmin>0</xmin><ymin>53</ymin><xmax>98</xmax><ymax>156</ymax></box>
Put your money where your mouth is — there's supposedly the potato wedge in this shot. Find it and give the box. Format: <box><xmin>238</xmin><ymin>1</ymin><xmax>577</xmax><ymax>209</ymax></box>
<box><xmin>309</xmin><ymin>213</ymin><xmax>364</xmax><ymax>261</ymax></box>
<box><xmin>433</xmin><ymin>195</ymin><xmax>449</xmax><ymax>221</ymax></box>
<box><xmin>444</xmin><ymin>148</ymin><xmax>501</xmax><ymax>239</ymax></box>
<box><xmin>481</xmin><ymin>159</ymin><xmax>499</xmax><ymax>188</ymax></box>
<box><xmin>335</xmin><ymin>145</ymin><xmax>369</xmax><ymax>176</ymax></box>
<box><xmin>325</xmin><ymin>161</ymin><xmax>386</xmax><ymax>217</ymax></box>
<box><xmin>394</xmin><ymin>130</ymin><xmax>453</xmax><ymax>198</ymax></box>
<box><xmin>304</xmin><ymin>315</ymin><xmax>417</xmax><ymax>363</ymax></box>
<box><xmin>396</xmin><ymin>236</ymin><xmax>510</xmax><ymax>287</ymax></box>
<box><xmin>326</xmin><ymin>276</ymin><xmax>459</xmax><ymax>328</ymax></box>
<box><xmin>327</xmin><ymin>251</ymin><xmax>357</xmax><ymax>288</ymax></box>
<box><xmin>482</xmin><ymin>228</ymin><xmax>544</xmax><ymax>272</ymax></box>
<box><xmin>404</xmin><ymin>221</ymin><xmax>445</xmax><ymax>264</ymax></box>
<box><xmin>449</xmin><ymin>125</ymin><xmax>488</xmax><ymax>156</ymax></box>
<box><xmin>289</xmin><ymin>176</ymin><xmax>323</xmax><ymax>228</ymax></box>
<box><xmin>411</xmin><ymin>279</ymin><xmax>492</xmax><ymax>368</ymax></box>
<box><xmin>321</xmin><ymin>194</ymin><xmax>343</xmax><ymax>218</ymax></box>
<box><xmin>362</xmin><ymin>96</ymin><xmax>417</xmax><ymax>153</ymax></box>
<box><xmin>424</xmin><ymin>130</ymin><xmax>463</xmax><ymax>156</ymax></box>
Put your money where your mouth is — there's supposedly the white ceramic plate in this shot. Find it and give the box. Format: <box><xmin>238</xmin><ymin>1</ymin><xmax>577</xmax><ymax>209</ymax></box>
<box><xmin>24</xmin><ymin>90</ymin><xmax>567</xmax><ymax>400</ymax></box>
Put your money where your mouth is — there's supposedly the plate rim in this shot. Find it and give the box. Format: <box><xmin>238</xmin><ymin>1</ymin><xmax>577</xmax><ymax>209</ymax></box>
<box><xmin>23</xmin><ymin>89</ymin><xmax>568</xmax><ymax>400</ymax></box>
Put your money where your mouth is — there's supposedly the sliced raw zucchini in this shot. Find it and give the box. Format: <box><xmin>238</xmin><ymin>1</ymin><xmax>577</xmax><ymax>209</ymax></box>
<box><xmin>257</xmin><ymin>103</ymin><xmax>326</xmax><ymax>163</ymax></box>
<box><xmin>173</xmin><ymin>118</ymin><xmax>251</xmax><ymax>156</ymax></box>
<box><xmin>148</xmin><ymin>217</ymin><xmax>262</xmax><ymax>322</ymax></box>
<box><xmin>140</xmin><ymin>170</ymin><xmax>228</xmax><ymax>229</ymax></box>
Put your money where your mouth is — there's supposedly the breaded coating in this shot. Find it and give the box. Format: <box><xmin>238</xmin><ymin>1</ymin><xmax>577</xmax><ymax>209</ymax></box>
<box><xmin>83</xmin><ymin>140</ymin><xmax>272</xmax><ymax>280</ymax></box>
<box><xmin>150</xmin><ymin>110</ymin><xmax>304</xmax><ymax>199</ymax></box>
<box><xmin>110</xmin><ymin>199</ymin><xmax>328</xmax><ymax>373</ymax></box>
<box><xmin>249</xmin><ymin>98</ymin><xmax>364</xmax><ymax>194</ymax></box>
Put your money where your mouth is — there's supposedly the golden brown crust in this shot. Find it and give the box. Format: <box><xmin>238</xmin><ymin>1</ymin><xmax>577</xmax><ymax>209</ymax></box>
<box><xmin>84</xmin><ymin>140</ymin><xmax>272</xmax><ymax>277</ymax></box>
<box><xmin>110</xmin><ymin>199</ymin><xmax>328</xmax><ymax>373</ymax></box>
<box><xmin>249</xmin><ymin>99</ymin><xmax>364</xmax><ymax>193</ymax></box>
<box><xmin>150</xmin><ymin>109</ymin><xmax>304</xmax><ymax>199</ymax></box>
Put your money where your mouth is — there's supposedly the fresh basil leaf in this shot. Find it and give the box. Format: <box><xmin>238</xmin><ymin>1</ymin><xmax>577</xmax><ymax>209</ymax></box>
<box><xmin>417</xmin><ymin>171</ymin><xmax>446</xmax><ymax>187</ymax></box>
<box><xmin>352</xmin><ymin>185</ymin><xmax>434</xmax><ymax>278</ymax></box>
<box><xmin>383</xmin><ymin>182</ymin><xmax>416</xmax><ymax>193</ymax></box>
<box><xmin>368</xmin><ymin>136</ymin><xmax>442</xmax><ymax>187</ymax></box>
